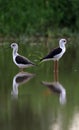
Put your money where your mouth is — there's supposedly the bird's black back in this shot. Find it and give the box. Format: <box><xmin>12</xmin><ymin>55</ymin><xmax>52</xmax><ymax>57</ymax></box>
<box><xmin>40</xmin><ymin>47</ymin><xmax>62</xmax><ymax>61</ymax></box>
<box><xmin>15</xmin><ymin>55</ymin><xmax>31</xmax><ymax>65</ymax></box>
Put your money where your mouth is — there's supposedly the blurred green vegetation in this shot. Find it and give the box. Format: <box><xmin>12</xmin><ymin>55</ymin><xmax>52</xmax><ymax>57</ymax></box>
<box><xmin>0</xmin><ymin>0</ymin><xmax>79</xmax><ymax>37</ymax></box>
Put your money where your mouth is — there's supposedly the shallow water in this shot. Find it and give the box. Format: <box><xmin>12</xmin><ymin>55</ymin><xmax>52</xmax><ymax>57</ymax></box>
<box><xmin>0</xmin><ymin>39</ymin><xmax>79</xmax><ymax>130</ymax></box>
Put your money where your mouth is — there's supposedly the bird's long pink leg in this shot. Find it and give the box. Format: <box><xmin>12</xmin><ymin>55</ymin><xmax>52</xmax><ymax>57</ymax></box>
<box><xmin>54</xmin><ymin>60</ymin><xmax>59</xmax><ymax>81</ymax></box>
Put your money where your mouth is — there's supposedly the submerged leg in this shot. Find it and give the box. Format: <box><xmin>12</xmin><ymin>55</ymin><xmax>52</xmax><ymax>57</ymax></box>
<box><xmin>54</xmin><ymin>60</ymin><xmax>59</xmax><ymax>72</ymax></box>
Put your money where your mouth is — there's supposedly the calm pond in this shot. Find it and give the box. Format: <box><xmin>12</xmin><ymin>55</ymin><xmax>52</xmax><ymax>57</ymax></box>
<box><xmin>0</xmin><ymin>38</ymin><xmax>79</xmax><ymax>130</ymax></box>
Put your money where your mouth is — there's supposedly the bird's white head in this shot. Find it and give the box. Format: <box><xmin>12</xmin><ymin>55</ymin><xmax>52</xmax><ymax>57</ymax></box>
<box><xmin>11</xmin><ymin>43</ymin><xmax>18</xmax><ymax>49</ymax></box>
<box><xmin>11</xmin><ymin>43</ymin><xmax>19</xmax><ymax>56</ymax></box>
<box><xmin>59</xmin><ymin>39</ymin><xmax>67</xmax><ymax>48</ymax></box>
<box><xmin>11</xmin><ymin>43</ymin><xmax>18</xmax><ymax>51</ymax></box>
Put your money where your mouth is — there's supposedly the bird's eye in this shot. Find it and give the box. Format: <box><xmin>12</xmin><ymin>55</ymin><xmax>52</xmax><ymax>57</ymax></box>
<box><xmin>12</xmin><ymin>44</ymin><xmax>15</xmax><ymax>47</ymax></box>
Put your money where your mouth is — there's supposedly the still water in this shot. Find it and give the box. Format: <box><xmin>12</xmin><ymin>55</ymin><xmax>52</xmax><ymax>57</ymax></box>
<box><xmin>0</xmin><ymin>39</ymin><xmax>79</xmax><ymax>130</ymax></box>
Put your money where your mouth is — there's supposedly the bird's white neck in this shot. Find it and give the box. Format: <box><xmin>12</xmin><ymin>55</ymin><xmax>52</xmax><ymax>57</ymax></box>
<box><xmin>13</xmin><ymin>48</ymin><xmax>18</xmax><ymax>57</ymax></box>
<box><xmin>59</xmin><ymin>43</ymin><xmax>66</xmax><ymax>53</ymax></box>
<box><xmin>60</xmin><ymin>43</ymin><xmax>65</xmax><ymax>49</ymax></box>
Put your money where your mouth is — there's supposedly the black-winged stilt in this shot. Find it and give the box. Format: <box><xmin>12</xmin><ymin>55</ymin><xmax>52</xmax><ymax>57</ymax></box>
<box><xmin>40</xmin><ymin>38</ymin><xmax>67</xmax><ymax>72</ymax></box>
<box><xmin>11</xmin><ymin>43</ymin><xmax>35</xmax><ymax>71</ymax></box>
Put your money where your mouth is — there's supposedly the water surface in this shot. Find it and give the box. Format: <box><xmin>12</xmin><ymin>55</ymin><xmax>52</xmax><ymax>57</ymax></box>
<box><xmin>0</xmin><ymin>39</ymin><xmax>79</xmax><ymax>130</ymax></box>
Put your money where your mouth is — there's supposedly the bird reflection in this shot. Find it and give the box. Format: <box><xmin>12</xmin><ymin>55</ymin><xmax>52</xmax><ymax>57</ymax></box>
<box><xmin>11</xmin><ymin>72</ymin><xmax>35</xmax><ymax>99</ymax></box>
<box><xmin>42</xmin><ymin>81</ymin><xmax>66</xmax><ymax>105</ymax></box>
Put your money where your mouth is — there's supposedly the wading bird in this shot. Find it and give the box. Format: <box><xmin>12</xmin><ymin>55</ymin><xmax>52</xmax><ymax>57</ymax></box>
<box><xmin>11</xmin><ymin>43</ymin><xmax>35</xmax><ymax>71</ymax></box>
<box><xmin>40</xmin><ymin>38</ymin><xmax>67</xmax><ymax>72</ymax></box>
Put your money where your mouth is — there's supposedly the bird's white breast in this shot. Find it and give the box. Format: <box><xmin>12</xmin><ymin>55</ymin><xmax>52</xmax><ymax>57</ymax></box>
<box><xmin>54</xmin><ymin>47</ymin><xmax>66</xmax><ymax>61</ymax></box>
